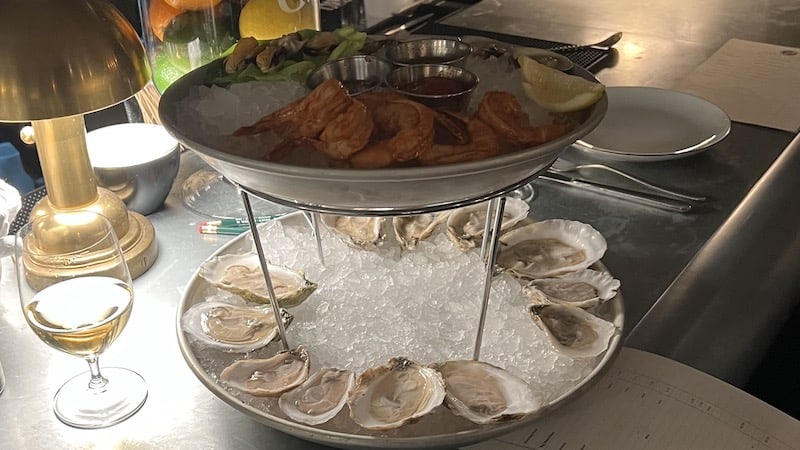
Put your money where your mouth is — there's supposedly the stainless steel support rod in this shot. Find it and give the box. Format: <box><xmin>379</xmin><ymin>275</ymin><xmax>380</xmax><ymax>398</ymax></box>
<box><xmin>473</xmin><ymin>196</ymin><xmax>507</xmax><ymax>360</ymax></box>
<box><xmin>479</xmin><ymin>198</ymin><xmax>498</xmax><ymax>262</ymax></box>
<box><xmin>301</xmin><ymin>211</ymin><xmax>326</xmax><ymax>266</ymax></box>
<box><xmin>240</xmin><ymin>189</ymin><xmax>291</xmax><ymax>351</ymax></box>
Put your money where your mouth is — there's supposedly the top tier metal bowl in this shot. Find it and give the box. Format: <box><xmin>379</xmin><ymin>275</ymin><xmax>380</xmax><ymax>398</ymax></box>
<box><xmin>158</xmin><ymin>61</ymin><xmax>606</xmax><ymax>215</ymax></box>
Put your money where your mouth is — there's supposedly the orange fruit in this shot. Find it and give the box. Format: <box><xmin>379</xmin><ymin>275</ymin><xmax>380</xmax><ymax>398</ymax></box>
<box><xmin>164</xmin><ymin>0</ymin><xmax>222</xmax><ymax>12</ymax></box>
<box><xmin>149</xmin><ymin>0</ymin><xmax>183</xmax><ymax>41</ymax></box>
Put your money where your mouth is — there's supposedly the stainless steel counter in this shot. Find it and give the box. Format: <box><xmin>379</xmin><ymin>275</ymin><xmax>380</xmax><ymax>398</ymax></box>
<box><xmin>2</xmin><ymin>0</ymin><xmax>799</xmax><ymax>447</ymax></box>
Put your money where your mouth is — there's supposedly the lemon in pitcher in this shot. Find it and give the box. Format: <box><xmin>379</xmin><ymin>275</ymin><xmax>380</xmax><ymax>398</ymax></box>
<box><xmin>239</xmin><ymin>0</ymin><xmax>319</xmax><ymax>40</ymax></box>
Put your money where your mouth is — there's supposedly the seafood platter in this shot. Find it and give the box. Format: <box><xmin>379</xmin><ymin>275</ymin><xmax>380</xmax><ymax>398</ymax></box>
<box><xmin>158</xmin><ymin>28</ymin><xmax>608</xmax><ymax>213</ymax></box>
<box><xmin>177</xmin><ymin>201</ymin><xmax>625</xmax><ymax>449</ymax></box>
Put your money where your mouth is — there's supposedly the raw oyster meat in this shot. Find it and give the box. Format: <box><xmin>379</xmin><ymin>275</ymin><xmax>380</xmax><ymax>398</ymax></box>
<box><xmin>278</xmin><ymin>367</ymin><xmax>355</xmax><ymax>425</ymax></box>
<box><xmin>348</xmin><ymin>357</ymin><xmax>445</xmax><ymax>430</ymax></box>
<box><xmin>496</xmin><ymin>219</ymin><xmax>607</xmax><ymax>279</ymax></box>
<box><xmin>199</xmin><ymin>253</ymin><xmax>317</xmax><ymax>307</ymax></box>
<box><xmin>522</xmin><ymin>269</ymin><xmax>620</xmax><ymax>308</ymax></box>
<box><xmin>392</xmin><ymin>212</ymin><xmax>448</xmax><ymax>250</ymax></box>
<box><xmin>446</xmin><ymin>198</ymin><xmax>529</xmax><ymax>251</ymax></box>
<box><xmin>430</xmin><ymin>360</ymin><xmax>541</xmax><ymax>424</ymax></box>
<box><xmin>220</xmin><ymin>346</ymin><xmax>310</xmax><ymax>397</ymax></box>
<box><xmin>321</xmin><ymin>214</ymin><xmax>386</xmax><ymax>249</ymax></box>
<box><xmin>182</xmin><ymin>301</ymin><xmax>293</xmax><ymax>352</ymax></box>
<box><xmin>529</xmin><ymin>303</ymin><xmax>616</xmax><ymax>359</ymax></box>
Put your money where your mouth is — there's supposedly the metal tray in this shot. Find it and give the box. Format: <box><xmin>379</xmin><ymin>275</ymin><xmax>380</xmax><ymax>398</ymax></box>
<box><xmin>158</xmin><ymin>51</ymin><xmax>607</xmax><ymax>215</ymax></box>
<box><xmin>176</xmin><ymin>213</ymin><xmax>625</xmax><ymax>449</ymax></box>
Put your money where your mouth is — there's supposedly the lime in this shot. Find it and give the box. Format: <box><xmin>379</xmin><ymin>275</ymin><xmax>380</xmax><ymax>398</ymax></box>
<box><xmin>519</xmin><ymin>56</ymin><xmax>605</xmax><ymax>112</ymax></box>
<box><xmin>162</xmin><ymin>10</ymin><xmax>235</xmax><ymax>72</ymax></box>
<box><xmin>239</xmin><ymin>0</ymin><xmax>318</xmax><ymax>40</ymax></box>
<box><xmin>152</xmin><ymin>51</ymin><xmax>185</xmax><ymax>92</ymax></box>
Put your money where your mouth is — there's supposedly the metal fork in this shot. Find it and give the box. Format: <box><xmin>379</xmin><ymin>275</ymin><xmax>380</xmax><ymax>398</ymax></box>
<box><xmin>549</xmin><ymin>159</ymin><xmax>707</xmax><ymax>202</ymax></box>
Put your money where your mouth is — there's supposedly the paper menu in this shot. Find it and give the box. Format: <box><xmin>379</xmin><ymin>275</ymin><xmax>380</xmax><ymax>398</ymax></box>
<box><xmin>466</xmin><ymin>347</ymin><xmax>800</xmax><ymax>450</ymax></box>
<box><xmin>675</xmin><ymin>38</ymin><xmax>800</xmax><ymax>133</ymax></box>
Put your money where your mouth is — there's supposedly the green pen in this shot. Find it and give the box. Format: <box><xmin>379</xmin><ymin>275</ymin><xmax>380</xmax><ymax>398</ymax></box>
<box><xmin>198</xmin><ymin>224</ymin><xmax>248</xmax><ymax>236</ymax></box>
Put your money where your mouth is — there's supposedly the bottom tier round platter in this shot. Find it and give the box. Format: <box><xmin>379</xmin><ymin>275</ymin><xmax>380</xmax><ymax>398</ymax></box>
<box><xmin>177</xmin><ymin>209</ymin><xmax>625</xmax><ymax>449</ymax></box>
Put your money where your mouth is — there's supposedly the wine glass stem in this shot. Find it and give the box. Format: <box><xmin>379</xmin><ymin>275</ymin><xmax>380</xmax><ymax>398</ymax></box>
<box><xmin>85</xmin><ymin>355</ymin><xmax>108</xmax><ymax>390</ymax></box>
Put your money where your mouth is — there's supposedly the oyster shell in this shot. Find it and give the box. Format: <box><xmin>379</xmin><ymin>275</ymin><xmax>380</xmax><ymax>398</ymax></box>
<box><xmin>278</xmin><ymin>367</ymin><xmax>355</xmax><ymax>425</ymax></box>
<box><xmin>496</xmin><ymin>219</ymin><xmax>607</xmax><ymax>279</ymax></box>
<box><xmin>220</xmin><ymin>346</ymin><xmax>311</xmax><ymax>397</ymax></box>
<box><xmin>199</xmin><ymin>253</ymin><xmax>317</xmax><ymax>307</ymax></box>
<box><xmin>348</xmin><ymin>357</ymin><xmax>445</xmax><ymax>430</ymax></box>
<box><xmin>430</xmin><ymin>360</ymin><xmax>541</xmax><ymax>424</ymax></box>
<box><xmin>446</xmin><ymin>198</ymin><xmax>529</xmax><ymax>251</ymax></box>
<box><xmin>321</xmin><ymin>215</ymin><xmax>386</xmax><ymax>249</ymax></box>
<box><xmin>522</xmin><ymin>269</ymin><xmax>621</xmax><ymax>308</ymax></box>
<box><xmin>529</xmin><ymin>304</ymin><xmax>616</xmax><ymax>359</ymax></box>
<box><xmin>182</xmin><ymin>301</ymin><xmax>293</xmax><ymax>352</ymax></box>
<box><xmin>392</xmin><ymin>212</ymin><xmax>449</xmax><ymax>250</ymax></box>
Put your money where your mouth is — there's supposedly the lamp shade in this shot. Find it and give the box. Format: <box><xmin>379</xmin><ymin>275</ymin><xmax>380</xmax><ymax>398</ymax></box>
<box><xmin>0</xmin><ymin>0</ymin><xmax>151</xmax><ymax>121</ymax></box>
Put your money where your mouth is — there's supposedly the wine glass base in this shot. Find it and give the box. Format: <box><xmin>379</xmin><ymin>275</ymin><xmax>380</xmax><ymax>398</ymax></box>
<box><xmin>508</xmin><ymin>183</ymin><xmax>536</xmax><ymax>203</ymax></box>
<box><xmin>53</xmin><ymin>367</ymin><xmax>148</xmax><ymax>429</ymax></box>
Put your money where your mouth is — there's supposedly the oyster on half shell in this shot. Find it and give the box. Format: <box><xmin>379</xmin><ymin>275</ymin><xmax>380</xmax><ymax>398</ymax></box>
<box><xmin>446</xmin><ymin>198</ymin><xmax>529</xmax><ymax>251</ymax></box>
<box><xmin>199</xmin><ymin>253</ymin><xmax>317</xmax><ymax>307</ymax></box>
<box><xmin>348</xmin><ymin>357</ymin><xmax>445</xmax><ymax>430</ymax></box>
<box><xmin>182</xmin><ymin>301</ymin><xmax>293</xmax><ymax>352</ymax></box>
<box><xmin>522</xmin><ymin>269</ymin><xmax>621</xmax><ymax>308</ymax></box>
<box><xmin>392</xmin><ymin>212</ymin><xmax>449</xmax><ymax>250</ymax></box>
<box><xmin>322</xmin><ymin>215</ymin><xmax>386</xmax><ymax>249</ymax></box>
<box><xmin>278</xmin><ymin>367</ymin><xmax>355</xmax><ymax>425</ymax></box>
<box><xmin>220</xmin><ymin>346</ymin><xmax>311</xmax><ymax>397</ymax></box>
<box><xmin>430</xmin><ymin>360</ymin><xmax>541</xmax><ymax>424</ymax></box>
<box><xmin>529</xmin><ymin>303</ymin><xmax>616</xmax><ymax>359</ymax></box>
<box><xmin>496</xmin><ymin>219</ymin><xmax>607</xmax><ymax>280</ymax></box>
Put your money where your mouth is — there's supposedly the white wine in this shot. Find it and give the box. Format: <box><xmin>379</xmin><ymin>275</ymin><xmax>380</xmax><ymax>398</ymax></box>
<box><xmin>24</xmin><ymin>276</ymin><xmax>133</xmax><ymax>357</ymax></box>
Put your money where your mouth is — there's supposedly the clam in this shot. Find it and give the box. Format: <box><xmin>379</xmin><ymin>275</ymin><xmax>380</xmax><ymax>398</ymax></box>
<box><xmin>182</xmin><ymin>301</ymin><xmax>293</xmax><ymax>353</ymax></box>
<box><xmin>220</xmin><ymin>346</ymin><xmax>311</xmax><ymax>397</ymax></box>
<box><xmin>446</xmin><ymin>198</ymin><xmax>529</xmax><ymax>251</ymax></box>
<box><xmin>430</xmin><ymin>360</ymin><xmax>541</xmax><ymax>424</ymax></box>
<box><xmin>278</xmin><ymin>367</ymin><xmax>355</xmax><ymax>425</ymax></box>
<box><xmin>392</xmin><ymin>212</ymin><xmax>449</xmax><ymax>250</ymax></box>
<box><xmin>522</xmin><ymin>269</ymin><xmax>620</xmax><ymax>309</ymax></box>
<box><xmin>348</xmin><ymin>357</ymin><xmax>445</xmax><ymax>430</ymax></box>
<box><xmin>529</xmin><ymin>303</ymin><xmax>616</xmax><ymax>359</ymax></box>
<box><xmin>321</xmin><ymin>214</ymin><xmax>386</xmax><ymax>249</ymax></box>
<box><xmin>496</xmin><ymin>219</ymin><xmax>607</xmax><ymax>280</ymax></box>
<box><xmin>198</xmin><ymin>253</ymin><xmax>317</xmax><ymax>307</ymax></box>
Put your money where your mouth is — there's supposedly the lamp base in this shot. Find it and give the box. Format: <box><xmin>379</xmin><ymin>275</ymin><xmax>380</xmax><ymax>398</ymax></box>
<box><xmin>29</xmin><ymin>188</ymin><xmax>157</xmax><ymax>280</ymax></box>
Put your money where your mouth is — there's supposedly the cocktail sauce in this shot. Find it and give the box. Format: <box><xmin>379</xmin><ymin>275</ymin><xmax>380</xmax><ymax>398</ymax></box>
<box><xmin>399</xmin><ymin>76</ymin><xmax>470</xmax><ymax>96</ymax></box>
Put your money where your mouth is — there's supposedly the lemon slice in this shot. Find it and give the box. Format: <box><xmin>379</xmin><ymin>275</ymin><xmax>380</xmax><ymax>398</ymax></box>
<box><xmin>519</xmin><ymin>56</ymin><xmax>605</xmax><ymax>112</ymax></box>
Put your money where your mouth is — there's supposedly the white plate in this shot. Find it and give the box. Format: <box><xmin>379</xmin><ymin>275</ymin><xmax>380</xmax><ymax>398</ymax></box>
<box><xmin>573</xmin><ymin>86</ymin><xmax>731</xmax><ymax>162</ymax></box>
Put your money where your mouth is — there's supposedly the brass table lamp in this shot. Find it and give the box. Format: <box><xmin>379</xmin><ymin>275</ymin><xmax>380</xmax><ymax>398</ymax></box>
<box><xmin>0</xmin><ymin>0</ymin><xmax>157</xmax><ymax>279</ymax></box>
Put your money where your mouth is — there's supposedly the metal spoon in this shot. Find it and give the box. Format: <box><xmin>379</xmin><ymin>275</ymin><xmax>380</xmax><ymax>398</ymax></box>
<box><xmin>549</xmin><ymin>159</ymin><xmax>707</xmax><ymax>202</ymax></box>
<box><xmin>548</xmin><ymin>31</ymin><xmax>623</xmax><ymax>53</ymax></box>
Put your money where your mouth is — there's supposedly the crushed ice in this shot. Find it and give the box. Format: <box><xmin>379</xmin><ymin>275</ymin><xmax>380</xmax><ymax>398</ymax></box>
<box><xmin>216</xmin><ymin>217</ymin><xmax>599</xmax><ymax>402</ymax></box>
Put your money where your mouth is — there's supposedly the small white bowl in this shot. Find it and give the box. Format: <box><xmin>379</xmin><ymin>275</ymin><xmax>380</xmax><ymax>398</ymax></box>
<box><xmin>86</xmin><ymin>123</ymin><xmax>180</xmax><ymax>215</ymax></box>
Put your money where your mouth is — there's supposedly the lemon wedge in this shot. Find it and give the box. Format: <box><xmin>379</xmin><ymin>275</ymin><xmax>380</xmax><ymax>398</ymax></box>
<box><xmin>239</xmin><ymin>0</ymin><xmax>317</xmax><ymax>41</ymax></box>
<box><xmin>519</xmin><ymin>56</ymin><xmax>605</xmax><ymax>112</ymax></box>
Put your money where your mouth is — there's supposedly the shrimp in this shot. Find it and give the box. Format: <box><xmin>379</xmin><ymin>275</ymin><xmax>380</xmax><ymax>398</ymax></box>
<box><xmin>420</xmin><ymin>117</ymin><xmax>501</xmax><ymax>165</ymax></box>
<box><xmin>269</xmin><ymin>99</ymin><xmax>374</xmax><ymax>161</ymax></box>
<box><xmin>477</xmin><ymin>91</ymin><xmax>572</xmax><ymax>148</ymax></box>
<box><xmin>349</xmin><ymin>98</ymin><xmax>435</xmax><ymax>169</ymax></box>
<box><xmin>233</xmin><ymin>79</ymin><xmax>351</xmax><ymax>139</ymax></box>
<box><xmin>355</xmin><ymin>91</ymin><xmax>408</xmax><ymax>111</ymax></box>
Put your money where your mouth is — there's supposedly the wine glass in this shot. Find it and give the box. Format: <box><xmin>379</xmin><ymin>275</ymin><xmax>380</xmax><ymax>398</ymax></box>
<box><xmin>15</xmin><ymin>211</ymin><xmax>147</xmax><ymax>428</ymax></box>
